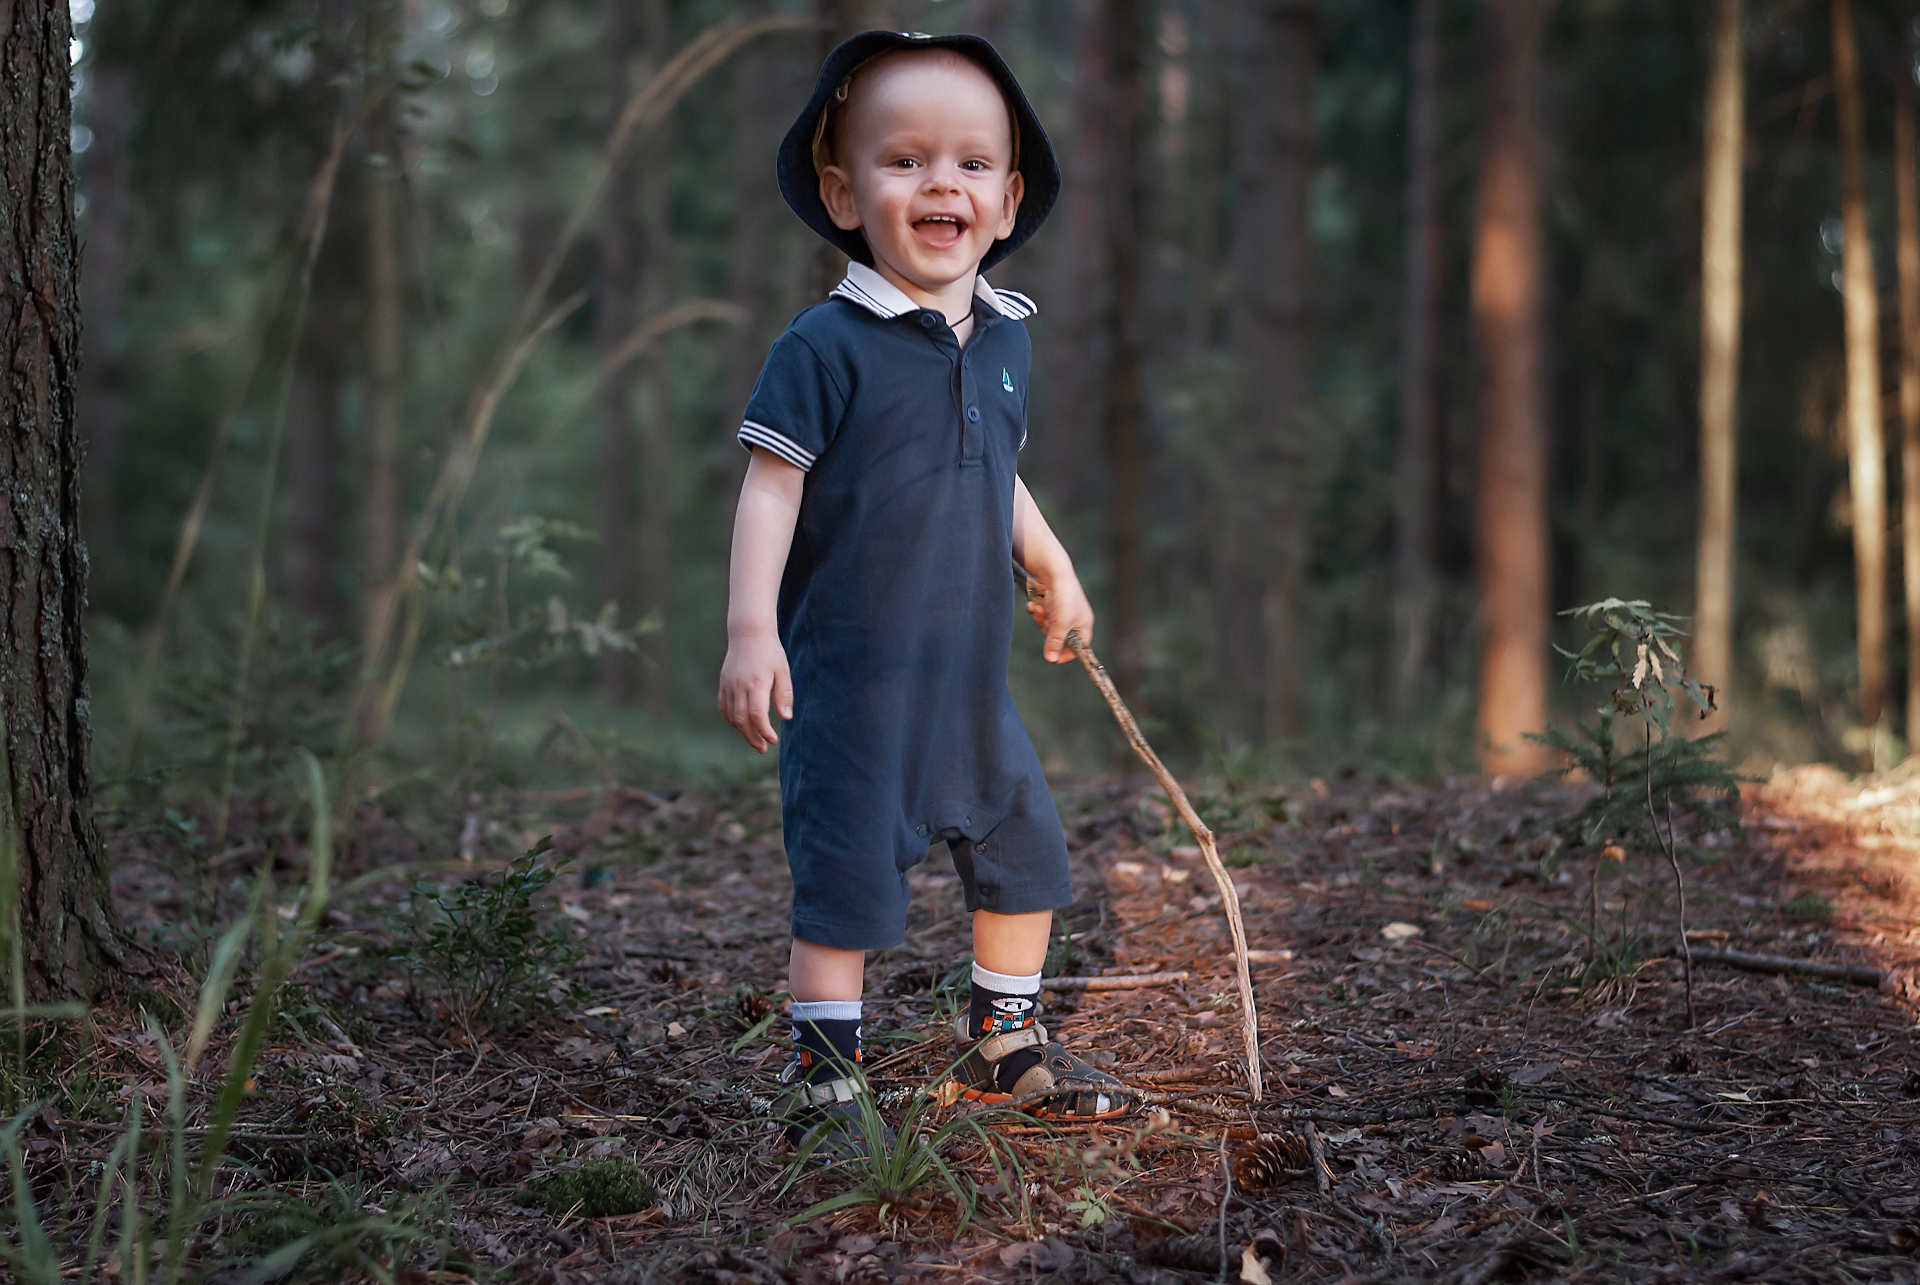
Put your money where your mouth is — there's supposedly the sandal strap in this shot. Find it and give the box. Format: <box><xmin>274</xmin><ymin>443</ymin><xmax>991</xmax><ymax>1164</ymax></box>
<box><xmin>787</xmin><ymin>1075</ymin><xmax>867</xmax><ymax>1108</ymax></box>
<box><xmin>952</xmin><ymin>1013</ymin><xmax>1049</xmax><ymax>1062</ymax></box>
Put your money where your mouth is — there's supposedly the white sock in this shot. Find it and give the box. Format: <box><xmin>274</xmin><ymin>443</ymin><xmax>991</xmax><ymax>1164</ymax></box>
<box><xmin>971</xmin><ymin>962</ymin><xmax>1043</xmax><ymax>995</ymax></box>
<box><xmin>789</xmin><ymin>1000</ymin><xmax>863</xmax><ymax>1022</ymax></box>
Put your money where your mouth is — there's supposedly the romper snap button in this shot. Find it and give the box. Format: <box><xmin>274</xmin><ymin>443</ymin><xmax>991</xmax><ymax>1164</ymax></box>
<box><xmin>966</xmin><ymin>406</ymin><xmax>981</xmax><ymax>422</ymax></box>
<box><xmin>973</xmin><ymin>842</ymin><xmax>987</xmax><ymax>855</ymax></box>
<box><xmin>916</xmin><ymin>824</ymin><xmax>928</xmax><ymax>837</ymax></box>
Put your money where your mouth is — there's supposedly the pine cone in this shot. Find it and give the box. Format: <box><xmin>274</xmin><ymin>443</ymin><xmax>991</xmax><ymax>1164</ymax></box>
<box><xmin>1233</xmin><ymin>1131</ymin><xmax>1311</xmax><ymax>1190</ymax></box>
<box><xmin>735</xmin><ymin>985</ymin><xmax>773</xmax><ymax>1026</ymax></box>
<box><xmin>1430</xmin><ymin>1149</ymin><xmax>1487</xmax><ymax>1182</ymax></box>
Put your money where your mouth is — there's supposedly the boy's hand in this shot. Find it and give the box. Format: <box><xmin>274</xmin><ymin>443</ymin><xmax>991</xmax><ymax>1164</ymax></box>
<box><xmin>718</xmin><ymin>632</ymin><xmax>793</xmax><ymax>753</ymax></box>
<box><xmin>1024</xmin><ymin>573</ymin><xmax>1094</xmax><ymax>664</ymax></box>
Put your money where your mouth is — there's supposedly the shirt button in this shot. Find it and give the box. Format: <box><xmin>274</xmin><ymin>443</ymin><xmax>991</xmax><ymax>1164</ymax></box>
<box><xmin>916</xmin><ymin>824</ymin><xmax>928</xmax><ymax>837</ymax></box>
<box><xmin>919</xmin><ymin>313</ymin><xmax>938</xmax><ymax>328</ymax></box>
<box><xmin>966</xmin><ymin>407</ymin><xmax>981</xmax><ymax>422</ymax></box>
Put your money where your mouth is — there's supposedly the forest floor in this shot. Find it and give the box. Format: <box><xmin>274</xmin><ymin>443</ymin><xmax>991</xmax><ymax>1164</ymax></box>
<box><xmin>56</xmin><ymin>762</ymin><xmax>1920</xmax><ymax>1283</ymax></box>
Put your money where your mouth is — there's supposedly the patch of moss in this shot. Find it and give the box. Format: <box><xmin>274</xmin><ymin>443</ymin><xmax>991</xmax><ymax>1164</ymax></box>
<box><xmin>128</xmin><ymin>985</ymin><xmax>187</xmax><ymax>1031</ymax></box>
<box><xmin>516</xmin><ymin>1157</ymin><xmax>653</xmax><ymax>1218</ymax></box>
<box><xmin>1781</xmin><ymin>892</ymin><xmax>1834</xmax><ymax>919</ymax></box>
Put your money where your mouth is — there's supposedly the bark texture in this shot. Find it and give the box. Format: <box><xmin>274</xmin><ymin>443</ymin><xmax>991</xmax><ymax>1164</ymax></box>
<box><xmin>1693</xmin><ymin>0</ymin><xmax>1743</xmax><ymax>737</ymax></box>
<box><xmin>1392</xmin><ymin>0</ymin><xmax>1441</xmax><ymax>714</ymax></box>
<box><xmin>1896</xmin><ymin>74</ymin><xmax>1920</xmax><ymax>749</ymax></box>
<box><xmin>0</xmin><ymin>0</ymin><xmax>117</xmax><ymax>999</ymax></box>
<box><xmin>638</xmin><ymin>0</ymin><xmax>674</xmax><ymax>724</ymax></box>
<box><xmin>1471</xmin><ymin>0</ymin><xmax>1550</xmax><ymax>776</ymax></box>
<box><xmin>598</xmin><ymin>0</ymin><xmax>636</xmax><ymax>704</ymax></box>
<box><xmin>288</xmin><ymin>368</ymin><xmax>341</xmax><ymax>626</ymax></box>
<box><xmin>77</xmin><ymin>53</ymin><xmax>125</xmax><ymax>563</ymax></box>
<box><xmin>1103</xmin><ymin>0</ymin><xmax>1148</xmax><ymax>700</ymax></box>
<box><xmin>1222</xmin><ymin>0</ymin><xmax>1317</xmax><ymax>745</ymax></box>
<box><xmin>1832</xmin><ymin>0</ymin><xmax>1885</xmax><ymax>729</ymax></box>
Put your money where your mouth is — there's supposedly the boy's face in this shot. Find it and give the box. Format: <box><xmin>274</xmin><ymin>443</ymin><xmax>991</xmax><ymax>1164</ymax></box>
<box><xmin>818</xmin><ymin>52</ymin><xmax>1025</xmax><ymax>292</ymax></box>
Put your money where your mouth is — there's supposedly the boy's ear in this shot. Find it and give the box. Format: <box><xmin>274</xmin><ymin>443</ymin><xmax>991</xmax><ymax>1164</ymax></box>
<box><xmin>819</xmin><ymin>166</ymin><xmax>864</xmax><ymax>232</ymax></box>
<box><xmin>995</xmin><ymin>169</ymin><xmax>1025</xmax><ymax>241</ymax></box>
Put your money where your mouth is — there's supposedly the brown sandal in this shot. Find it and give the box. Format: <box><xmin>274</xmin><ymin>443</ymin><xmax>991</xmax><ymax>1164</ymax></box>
<box><xmin>946</xmin><ymin>1015</ymin><xmax>1136</xmax><ymax>1121</ymax></box>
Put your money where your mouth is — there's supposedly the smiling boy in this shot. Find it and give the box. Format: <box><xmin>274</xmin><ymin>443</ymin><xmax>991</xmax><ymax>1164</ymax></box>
<box><xmin>717</xmin><ymin>32</ymin><xmax>1135</xmax><ymax>1149</ymax></box>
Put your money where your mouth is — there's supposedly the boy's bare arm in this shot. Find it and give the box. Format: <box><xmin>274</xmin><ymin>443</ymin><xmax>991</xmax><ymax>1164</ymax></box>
<box><xmin>719</xmin><ymin>449</ymin><xmax>805</xmax><ymax>752</ymax></box>
<box><xmin>1012</xmin><ymin>476</ymin><xmax>1094</xmax><ymax>664</ymax></box>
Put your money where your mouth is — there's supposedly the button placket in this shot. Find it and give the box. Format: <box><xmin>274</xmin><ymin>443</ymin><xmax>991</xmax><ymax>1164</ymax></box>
<box><xmin>959</xmin><ymin>353</ymin><xmax>983</xmax><ymax>462</ymax></box>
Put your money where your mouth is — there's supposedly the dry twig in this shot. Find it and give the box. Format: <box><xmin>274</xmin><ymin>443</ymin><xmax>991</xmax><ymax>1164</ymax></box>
<box><xmin>1025</xmin><ymin>576</ymin><xmax>1264</xmax><ymax>1099</ymax></box>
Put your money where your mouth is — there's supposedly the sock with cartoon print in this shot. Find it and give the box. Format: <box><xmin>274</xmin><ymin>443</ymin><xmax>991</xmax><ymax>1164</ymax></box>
<box><xmin>967</xmin><ymin>962</ymin><xmax>1044</xmax><ymax>1090</ymax></box>
<box><xmin>789</xmin><ymin>1001</ymin><xmax>862</xmax><ymax>1086</ymax></box>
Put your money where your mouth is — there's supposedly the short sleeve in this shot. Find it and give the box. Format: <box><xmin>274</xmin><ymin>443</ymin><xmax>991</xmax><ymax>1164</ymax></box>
<box><xmin>737</xmin><ymin>331</ymin><xmax>846</xmax><ymax>473</ymax></box>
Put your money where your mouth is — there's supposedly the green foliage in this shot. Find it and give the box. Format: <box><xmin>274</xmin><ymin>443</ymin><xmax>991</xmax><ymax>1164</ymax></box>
<box><xmin>1529</xmin><ymin>600</ymin><xmax>1742</xmax><ymax>850</ymax></box>
<box><xmin>390</xmin><ymin>837</ymin><xmax>583</xmax><ymax>1032</ymax></box>
<box><xmin>783</xmin><ymin>1055</ymin><xmax>1029</xmax><ymax>1229</ymax></box>
<box><xmin>221</xmin><ymin>1177</ymin><xmax>458</xmax><ymax>1283</ymax></box>
<box><xmin>1780</xmin><ymin>892</ymin><xmax>1834</xmax><ymax>919</ymax></box>
<box><xmin>517</xmin><ymin>1157</ymin><xmax>654</xmax><ymax>1218</ymax></box>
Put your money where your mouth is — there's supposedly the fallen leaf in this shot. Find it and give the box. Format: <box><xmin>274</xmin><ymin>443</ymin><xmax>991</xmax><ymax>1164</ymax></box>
<box><xmin>666</xmin><ymin>1022</ymin><xmax>687</xmax><ymax>1038</ymax></box>
<box><xmin>1326</xmin><ymin>1084</ymin><xmax>1351</xmax><ymax>1099</ymax></box>
<box><xmin>1240</xmin><ymin>1245</ymin><xmax>1273</xmax><ymax>1285</ymax></box>
<box><xmin>1381</xmin><ymin>921</ymin><xmax>1422</xmax><ymax>942</ymax></box>
<box><xmin>1716</xmin><ymin>1090</ymin><xmax>1753</xmax><ymax>1102</ymax></box>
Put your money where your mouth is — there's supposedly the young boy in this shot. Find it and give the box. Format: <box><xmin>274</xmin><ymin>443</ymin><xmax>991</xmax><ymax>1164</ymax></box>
<box><xmin>718</xmin><ymin>31</ymin><xmax>1131</xmax><ymax>1147</ymax></box>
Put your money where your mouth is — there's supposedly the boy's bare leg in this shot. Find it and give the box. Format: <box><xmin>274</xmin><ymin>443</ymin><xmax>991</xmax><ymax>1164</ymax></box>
<box><xmin>971</xmin><ymin>909</ymin><xmax>1051</xmax><ymax>975</ymax></box>
<box><xmin>788</xmin><ymin>937</ymin><xmax>866</xmax><ymax>1002</ymax></box>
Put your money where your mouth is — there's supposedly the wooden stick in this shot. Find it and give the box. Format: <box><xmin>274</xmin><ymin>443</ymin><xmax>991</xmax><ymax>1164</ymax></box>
<box><xmin>1043</xmin><ymin>971</ymin><xmax>1189</xmax><ymax>991</ymax></box>
<box><xmin>1025</xmin><ymin>577</ymin><xmax>1264</xmax><ymax>1100</ymax></box>
<box><xmin>1686</xmin><ymin>947</ymin><xmax>1886</xmax><ymax>988</ymax></box>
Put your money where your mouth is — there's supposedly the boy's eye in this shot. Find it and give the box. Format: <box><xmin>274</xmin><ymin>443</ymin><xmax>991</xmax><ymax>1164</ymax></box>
<box><xmin>890</xmin><ymin>158</ymin><xmax>920</xmax><ymax>170</ymax></box>
<box><xmin>960</xmin><ymin>159</ymin><xmax>986</xmax><ymax>172</ymax></box>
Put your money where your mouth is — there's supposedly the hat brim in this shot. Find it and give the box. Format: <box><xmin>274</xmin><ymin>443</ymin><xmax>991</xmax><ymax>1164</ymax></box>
<box><xmin>778</xmin><ymin>31</ymin><xmax>1060</xmax><ymax>274</ymax></box>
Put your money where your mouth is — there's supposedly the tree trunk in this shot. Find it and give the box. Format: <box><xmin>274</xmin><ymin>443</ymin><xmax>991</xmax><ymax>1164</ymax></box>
<box><xmin>1038</xmin><ymin>0</ymin><xmax>1110</xmax><ymax>508</ymax></box>
<box><xmin>1392</xmin><ymin>0</ymin><xmax>1441</xmax><ymax>716</ymax></box>
<box><xmin>1222</xmin><ymin>0</ymin><xmax>1317</xmax><ymax>745</ymax></box>
<box><xmin>1694</xmin><ymin>0</ymin><xmax>1744</xmax><ymax>737</ymax></box>
<box><xmin>1895</xmin><ymin>73</ymin><xmax>1920</xmax><ymax>749</ymax></box>
<box><xmin>1102</xmin><ymin>0</ymin><xmax>1148</xmax><ymax>701</ymax></box>
<box><xmin>1471</xmin><ymin>0</ymin><xmax>1549</xmax><ymax>777</ymax></box>
<box><xmin>1833</xmin><ymin>0</ymin><xmax>1886</xmax><ymax>730</ymax></box>
<box><xmin>77</xmin><ymin>54</ymin><xmax>127</xmax><ymax>569</ymax></box>
<box><xmin>598</xmin><ymin>0</ymin><xmax>636</xmax><ymax>704</ymax></box>
<box><xmin>638</xmin><ymin>0</ymin><xmax>674</xmax><ymax>724</ymax></box>
<box><xmin>288</xmin><ymin>368</ymin><xmax>341</xmax><ymax>627</ymax></box>
<box><xmin>0</xmin><ymin>0</ymin><xmax>117</xmax><ymax>1000</ymax></box>
<box><xmin>363</xmin><ymin>24</ymin><xmax>403</xmax><ymax>660</ymax></box>
<box><xmin>719</xmin><ymin>0</ymin><xmax>775</xmax><ymax>490</ymax></box>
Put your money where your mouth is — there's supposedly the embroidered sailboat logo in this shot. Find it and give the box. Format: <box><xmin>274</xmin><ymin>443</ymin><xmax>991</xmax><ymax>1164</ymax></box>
<box><xmin>1002</xmin><ymin>368</ymin><xmax>1014</xmax><ymax>393</ymax></box>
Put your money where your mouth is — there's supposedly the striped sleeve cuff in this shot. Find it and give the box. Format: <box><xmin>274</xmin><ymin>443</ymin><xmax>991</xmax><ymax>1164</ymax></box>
<box><xmin>737</xmin><ymin>420</ymin><xmax>817</xmax><ymax>471</ymax></box>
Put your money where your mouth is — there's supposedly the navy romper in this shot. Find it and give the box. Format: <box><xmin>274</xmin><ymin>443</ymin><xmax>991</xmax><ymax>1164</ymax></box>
<box><xmin>737</xmin><ymin>262</ymin><xmax>1074</xmax><ymax>951</ymax></box>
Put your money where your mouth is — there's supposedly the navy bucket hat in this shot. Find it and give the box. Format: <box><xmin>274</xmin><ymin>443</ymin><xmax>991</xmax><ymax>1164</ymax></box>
<box><xmin>777</xmin><ymin>31</ymin><xmax>1061</xmax><ymax>273</ymax></box>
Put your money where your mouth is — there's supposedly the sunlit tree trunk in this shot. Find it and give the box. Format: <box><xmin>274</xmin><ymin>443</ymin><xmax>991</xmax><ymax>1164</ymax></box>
<box><xmin>1392</xmin><ymin>0</ymin><xmax>1441</xmax><ymax>717</ymax></box>
<box><xmin>1223</xmin><ymin>0</ymin><xmax>1317</xmax><ymax>745</ymax></box>
<box><xmin>362</xmin><ymin>48</ymin><xmax>403</xmax><ymax>660</ymax></box>
<box><xmin>77</xmin><ymin>52</ymin><xmax>127</xmax><ymax>568</ymax></box>
<box><xmin>1471</xmin><ymin>0</ymin><xmax>1549</xmax><ymax>777</ymax></box>
<box><xmin>1102</xmin><ymin>0</ymin><xmax>1148</xmax><ymax>700</ymax></box>
<box><xmin>1693</xmin><ymin>0</ymin><xmax>1743</xmax><ymax>738</ymax></box>
<box><xmin>1039</xmin><ymin>0</ymin><xmax>1110</xmax><ymax>508</ymax></box>
<box><xmin>597</xmin><ymin>0</ymin><xmax>636</xmax><ymax>704</ymax></box>
<box><xmin>1833</xmin><ymin>0</ymin><xmax>1886</xmax><ymax>730</ymax></box>
<box><xmin>638</xmin><ymin>0</ymin><xmax>675</xmax><ymax>724</ymax></box>
<box><xmin>1895</xmin><ymin>73</ymin><xmax>1920</xmax><ymax>750</ymax></box>
<box><xmin>0</xmin><ymin>0</ymin><xmax>117</xmax><ymax>999</ymax></box>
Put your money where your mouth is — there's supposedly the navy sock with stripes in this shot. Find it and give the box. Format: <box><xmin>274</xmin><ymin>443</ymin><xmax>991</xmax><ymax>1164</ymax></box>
<box><xmin>789</xmin><ymin>1000</ymin><xmax>862</xmax><ymax>1085</ymax></box>
<box><xmin>967</xmin><ymin>963</ymin><xmax>1044</xmax><ymax>1089</ymax></box>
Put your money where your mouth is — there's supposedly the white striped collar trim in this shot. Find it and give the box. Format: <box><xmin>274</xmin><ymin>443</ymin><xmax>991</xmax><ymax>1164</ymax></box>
<box><xmin>829</xmin><ymin>260</ymin><xmax>1037</xmax><ymax>322</ymax></box>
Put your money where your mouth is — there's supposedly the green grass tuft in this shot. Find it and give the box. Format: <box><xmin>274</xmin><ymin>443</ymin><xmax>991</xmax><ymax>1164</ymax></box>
<box><xmin>518</xmin><ymin>1157</ymin><xmax>654</xmax><ymax>1218</ymax></box>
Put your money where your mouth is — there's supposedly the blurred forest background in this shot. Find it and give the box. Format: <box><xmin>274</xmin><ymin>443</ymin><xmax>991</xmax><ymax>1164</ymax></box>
<box><xmin>72</xmin><ymin>0</ymin><xmax>1920</xmax><ymax>813</ymax></box>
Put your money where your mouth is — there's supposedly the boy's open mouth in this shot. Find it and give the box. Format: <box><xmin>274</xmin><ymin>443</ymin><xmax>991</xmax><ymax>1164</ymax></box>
<box><xmin>912</xmin><ymin>213</ymin><xmax>969</xmax><ymax>249</ymax></box>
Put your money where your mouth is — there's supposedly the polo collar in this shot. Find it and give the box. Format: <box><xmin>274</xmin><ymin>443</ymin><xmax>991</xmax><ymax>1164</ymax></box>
<box><xmin>830</xmin><ymin>260</ymin><xmax>1037</xmax><ymax>323</ymax></box>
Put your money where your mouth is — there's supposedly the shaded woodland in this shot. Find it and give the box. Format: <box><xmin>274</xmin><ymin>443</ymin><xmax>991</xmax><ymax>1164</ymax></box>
<box><xmin>0</xmin><ymin>0</ymin><xmax>1918</xmax><ymax>1280</ymax></box>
